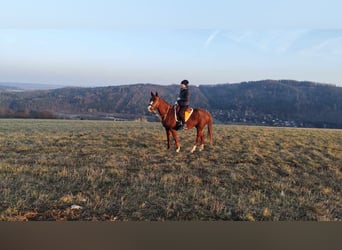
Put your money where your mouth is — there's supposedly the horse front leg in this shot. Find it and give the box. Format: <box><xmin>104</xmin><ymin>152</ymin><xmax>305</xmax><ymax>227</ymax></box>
<box><xmin>166</xmin><ymin>129</ymin><xmax>171</xmax><ymax>149</ymax></box>
<box><xmin>170</xmin><ymin>129</ymin><xmax>181</xmax><ymax>152</ymax></box>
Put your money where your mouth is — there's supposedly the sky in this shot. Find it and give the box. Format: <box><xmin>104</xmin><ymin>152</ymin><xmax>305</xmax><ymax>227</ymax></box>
<box><xmin>1</xmin><ymin>0</ymin><xmax>342</xmax><ymax>87</ymax></box>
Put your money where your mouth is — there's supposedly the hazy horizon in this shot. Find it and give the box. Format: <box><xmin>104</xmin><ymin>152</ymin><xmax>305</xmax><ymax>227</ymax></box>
<box><xmin>1</xmin><ymin>78</ymin><xmax>341</xmax><ymax>90</ymax></box>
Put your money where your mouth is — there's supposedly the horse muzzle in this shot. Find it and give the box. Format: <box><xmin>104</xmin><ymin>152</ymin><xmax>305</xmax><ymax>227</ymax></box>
<box><xmin>147</xmin><ymin>101</ymin><xmax>155</xmax><ymax>112</ymax></box>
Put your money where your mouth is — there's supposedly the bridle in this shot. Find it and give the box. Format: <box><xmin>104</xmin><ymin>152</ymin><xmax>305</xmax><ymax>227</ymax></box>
<box><xmin>148</xmin><ymin>97</ymin><xmax>170</xmax><ymax>121</ymax></box>
<box><xmin>148</xmin><ymin>97</ymin><xmax>159</xmax><ymax>112</ymax></box>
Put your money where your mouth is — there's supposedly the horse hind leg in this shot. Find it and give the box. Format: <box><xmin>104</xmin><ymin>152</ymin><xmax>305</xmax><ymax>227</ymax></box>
<box><xmin>199</xmin><ymin>127</ymin><xmax>205</xmax><ymax>151</ymax></box>
<box><xmin>191</xmin><ymin>128</ymin><xmax>204</xmax><ymax>153</ymax></box>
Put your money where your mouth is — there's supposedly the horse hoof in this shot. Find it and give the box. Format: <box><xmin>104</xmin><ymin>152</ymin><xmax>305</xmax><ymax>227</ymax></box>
<box><xmin>199</xmin><ymin>145</ymin><xmax>204</xmax><ymax>151</ymax></box>
<box><xmin>176</xmin><ymin>147</ymin><xmax>181</xmax><ymax>153</ymax></box>
<box><xmin>190</xmin><ymin>146</ymin><xmax>197</xmax><ymax>153</ymax></box>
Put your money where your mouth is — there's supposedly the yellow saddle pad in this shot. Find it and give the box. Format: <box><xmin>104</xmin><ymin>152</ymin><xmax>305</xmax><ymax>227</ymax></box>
<box><xmin>184</xmin><ymin>108</ymin><xmax>194</xmax><ymax>122</ymax></box>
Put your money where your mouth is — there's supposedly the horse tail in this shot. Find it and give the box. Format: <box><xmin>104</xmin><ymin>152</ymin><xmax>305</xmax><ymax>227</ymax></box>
<box><xmin>207</xmin><ymin>113</ymin><xmax>213</xmax><ymax>144</ymax></box>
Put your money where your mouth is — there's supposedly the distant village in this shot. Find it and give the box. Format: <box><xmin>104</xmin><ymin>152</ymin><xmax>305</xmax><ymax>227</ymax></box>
<box><xmin>212</xmin><ymin>109</ymin><xmax>309</xmax><ymax>128</ymax></box>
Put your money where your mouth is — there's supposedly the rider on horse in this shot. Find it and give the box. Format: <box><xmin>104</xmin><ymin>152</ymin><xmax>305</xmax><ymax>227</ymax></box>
<box><xmin>176</xmin><ymin>80</ymin><xmax>190</xmax><ymax>129</ymax></box>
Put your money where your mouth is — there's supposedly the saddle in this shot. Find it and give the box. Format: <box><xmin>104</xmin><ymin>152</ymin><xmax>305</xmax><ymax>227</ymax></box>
<box><xmin>175</xmin><ymin>105</ymin><xmax>193</xmax><ymax>122</ymax></box>
<box><xmin>184</xmin><ymin>107</ymin><xmax>193</xmax><ymax>122</ymax></box>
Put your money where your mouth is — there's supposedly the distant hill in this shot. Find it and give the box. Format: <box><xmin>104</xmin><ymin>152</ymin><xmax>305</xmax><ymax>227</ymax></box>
<box><xmin>1</xmin><ymin>80</ymin><xmax>342</xmax><ymax>128</ymax></box>
<box><xmin>0</xmin><ymin>85</ymin><xmax>20</xmax><ymax>92</ymax></box>
<box><xmin>199</xmin><ymin>80</ymin><xmax>342</xmax><ymax>128</ymax></box>
<box><xmin>0</xmin><ymin>82</ymin><xmax>66</xmax><ymax>91</ymax></box>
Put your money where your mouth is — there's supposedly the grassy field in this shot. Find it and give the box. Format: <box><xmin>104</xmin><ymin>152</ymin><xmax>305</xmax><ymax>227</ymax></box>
<box><xmin>0</xmin><ymin>119</ymin><xmax>341</xmax><ymax>221</ymax></box>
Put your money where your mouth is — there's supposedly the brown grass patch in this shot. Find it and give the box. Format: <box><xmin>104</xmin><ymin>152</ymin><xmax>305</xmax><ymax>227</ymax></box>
<box><xmin>0</xmin><ymin>119</ymin><xmax>341</xmax><ymax>221</ymax></box>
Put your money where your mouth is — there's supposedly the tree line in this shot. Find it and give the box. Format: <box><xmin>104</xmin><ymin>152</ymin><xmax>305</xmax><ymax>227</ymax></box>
<box><xmin>1</xmin><ymin>80</ymin><xmax>342</xmax><ymax>128</ymax></box>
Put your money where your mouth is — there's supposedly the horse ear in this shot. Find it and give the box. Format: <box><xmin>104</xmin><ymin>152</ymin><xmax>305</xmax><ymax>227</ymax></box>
<box><xmin>156</xmin><ymin>92</ymin><xmax>159</xmax><ymax>96</ymax></box>
<box><xmin>151</xmin><ymin>91</ymin><xmax>154</xmax><ymax>97</ymax></box>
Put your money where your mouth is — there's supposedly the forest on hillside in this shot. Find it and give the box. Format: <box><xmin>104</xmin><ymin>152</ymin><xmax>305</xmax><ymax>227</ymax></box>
<box><xmin>1</xmin><ymin>80</ymin><xmax>342</xmax><ymax>128</ymax></box>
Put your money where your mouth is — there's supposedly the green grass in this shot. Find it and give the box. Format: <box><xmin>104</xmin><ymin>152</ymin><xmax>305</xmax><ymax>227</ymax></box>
<box><xmin>0</xmin><ymin>119</ymin><xmax>341</xmax><ymax>221</ymax></box>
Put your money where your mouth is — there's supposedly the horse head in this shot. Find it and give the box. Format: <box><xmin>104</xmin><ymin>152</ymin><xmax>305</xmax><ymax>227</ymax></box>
<box><xmin>147</xmin><ymin>91</ymin><xmax>160</xmax><ymax>112</ymax></box>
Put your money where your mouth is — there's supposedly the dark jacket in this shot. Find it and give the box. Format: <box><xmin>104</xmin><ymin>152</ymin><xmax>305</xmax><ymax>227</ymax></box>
<box><xmin>177</xmin><ymin>87</ymin><xmax>189</xmax><ymax>106</ymax></box>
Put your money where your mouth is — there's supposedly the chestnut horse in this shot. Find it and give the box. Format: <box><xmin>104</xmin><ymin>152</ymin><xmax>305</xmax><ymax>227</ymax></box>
<box><xmin>148</xmin><ymin>92</ymin><xmax>213</xmax><ymax>153</ymax></box>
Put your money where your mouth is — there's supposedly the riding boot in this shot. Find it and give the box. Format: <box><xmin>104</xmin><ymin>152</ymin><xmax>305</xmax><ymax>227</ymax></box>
<box><xmin>175</xmin><ymin>114</ymin><xmax>182</xmax><ymax>130</ymax></box>
<box><xmin>178</xmin><ymin>107</ymin><xmax>186</xmax><ymax>130</ymax></box>
<box><xmin>182</xmin><ymin>119</ymin><xmax>187</xmax><ymax>130</ymax></box>
<box><xmin>175</xmin><ymin>120</ymin><xmax>182</xmax><ymax>130</ymax></box>
<box><xmin>179</xmin><ymin>113</ymin><xmax>186</xmax><ymax>130</ymax></box>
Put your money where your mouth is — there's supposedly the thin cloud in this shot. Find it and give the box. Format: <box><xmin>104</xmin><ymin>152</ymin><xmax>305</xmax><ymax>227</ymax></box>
<box><xmin>299</xmin><ymin>36</ymin><xmax>342</xmax><ymax>57</ymax></box>
<box><xmin>204</xmin><ymin>30</ymin><xmax>220</xmax><ymax>48</ymax></box>
<box><xmin>222</xmin><ymin>29</ymin><xmax>309</xmax><ymax>54</ymax></box>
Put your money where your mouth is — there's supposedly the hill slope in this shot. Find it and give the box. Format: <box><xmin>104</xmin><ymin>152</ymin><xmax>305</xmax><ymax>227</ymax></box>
<box><xmin>200</xmin><ymin>80</ymin><xmax>342</xmax><ymax>128</ymax></box>
<box><xmin>1</xmin><ymin>80</ymin><xmax>342</xmax><ymax>128</ymax></box>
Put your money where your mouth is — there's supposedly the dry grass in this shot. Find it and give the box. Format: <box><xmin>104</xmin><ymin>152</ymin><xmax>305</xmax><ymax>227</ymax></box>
<box><xmin>0</xmin><ymin>119</ymin><xmax>341</xmax><ymax>221</ymax></box>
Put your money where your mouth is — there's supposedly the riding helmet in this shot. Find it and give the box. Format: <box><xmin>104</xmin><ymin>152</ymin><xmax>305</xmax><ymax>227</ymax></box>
<box><xmin>181</xmin><ymin>80</ymin><xmax>189</xmax><ymax>85</ymax></box>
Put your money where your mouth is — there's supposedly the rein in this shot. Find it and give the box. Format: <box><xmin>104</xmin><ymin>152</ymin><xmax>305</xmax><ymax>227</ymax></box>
<box><xmin>160</xmin><ymin>105</ymin><xmax>171</xmax><ymax>121</ymax></box>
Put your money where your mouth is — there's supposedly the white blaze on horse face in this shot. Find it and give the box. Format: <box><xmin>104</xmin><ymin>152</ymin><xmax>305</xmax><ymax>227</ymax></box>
<box><xmin>147</xmin><ymin>101</ymin><xmax>153</xmax><ymax>112</ymax></box>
